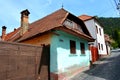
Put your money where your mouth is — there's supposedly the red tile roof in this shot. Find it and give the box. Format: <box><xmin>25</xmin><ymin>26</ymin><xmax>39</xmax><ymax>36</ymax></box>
<box><xmin>78</xmin><ymin>14</ymin><xmax>104</xmax><ymax>28</ymax></box>
<box><xmin>3</xmin><ymin>9</ymin><xmax>94</xmax><ymax>42</ymax></box>
<box><xmin>4</xmin><ymin>28</ymin><xmax>20</xmax><ymax>41</ymax></box>
<box><xmin>78</xmin><ymin>14</ymin><xmax>94</xmax><ymax>21</ymax></box>
<box><xmin>18</xmin><ymin>9</ymin><xmax>68</xmax><ymax>41</ymax></box>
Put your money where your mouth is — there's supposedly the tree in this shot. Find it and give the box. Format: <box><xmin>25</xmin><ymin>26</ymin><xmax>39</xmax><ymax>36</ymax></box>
<box><xmin>112</xmin><ymin>29</ymin><xmax>120</xmax><ymax>48</ymax></box>
<box><xmin>98</xmin><ymin>17</ymin><xmax>120</xmax><ymax>48</ymax></box>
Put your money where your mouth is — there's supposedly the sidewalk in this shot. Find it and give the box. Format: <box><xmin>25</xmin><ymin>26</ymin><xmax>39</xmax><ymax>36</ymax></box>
<box><xmin>90</xmin><ymin>55</ymin><xmax>110</xmax><ymax>69</ymax></box>
<box><xmin>70</xmin><ymin>55</ymin><xmax>110</xmax><ymax>80</ymax></box>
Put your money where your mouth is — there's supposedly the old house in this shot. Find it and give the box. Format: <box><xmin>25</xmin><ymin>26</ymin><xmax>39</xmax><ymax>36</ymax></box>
<box><xmin>1</xmin><ymin>9</ymin><xmax>94</xmax><ymax>80</ymax></box>
<box><xmin>104</xmin><ymin>34</ymin><xmax>111</xmax><ymax>55</ymax></box>
<box><xmin>79</xmin><ymin>15</ymin><xmax>107</xmax><ymax>62</ymax></box>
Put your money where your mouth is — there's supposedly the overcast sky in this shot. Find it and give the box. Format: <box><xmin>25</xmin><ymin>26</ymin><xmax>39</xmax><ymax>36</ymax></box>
<box><xmin>0</xmin><ymin>0</ymin><xmax>119</xmax><ymax>35</ymax></box>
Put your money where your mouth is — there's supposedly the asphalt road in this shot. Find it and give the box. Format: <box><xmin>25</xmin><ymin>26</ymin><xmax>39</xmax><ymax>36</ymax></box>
<box><xmin>70</xmin><ymin>51</ymin><xmax>120</xmax><ymax>80</ymax></box>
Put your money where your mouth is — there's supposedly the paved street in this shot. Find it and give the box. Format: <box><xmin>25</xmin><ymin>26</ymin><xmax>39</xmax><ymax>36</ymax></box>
<box><xmin>70</xmin><ymin>51</ymin><xmax>120</xmax><ymax>80</ymax></box>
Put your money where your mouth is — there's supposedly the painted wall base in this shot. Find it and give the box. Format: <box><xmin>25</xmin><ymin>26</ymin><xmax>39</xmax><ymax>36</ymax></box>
<box><xmin>99</xmin><ymin>54</ymin><xmax>109</xmax><ymax>57</ymax></box>
<box><xmin>50</xmin><ymin>66</ymin><xmax>90</xmax><ymax>80</ymax></box>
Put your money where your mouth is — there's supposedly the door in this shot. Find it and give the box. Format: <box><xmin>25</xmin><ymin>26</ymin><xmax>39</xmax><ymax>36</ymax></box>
<box><xmin>38</xmin><ymin>45</ymin><xmax>50</xmax><ymax>80</ymax></box>
<box><xmin>90</xmin><ymin>46</ymin><xmax>99</xmax><ymax>62</ymax></box>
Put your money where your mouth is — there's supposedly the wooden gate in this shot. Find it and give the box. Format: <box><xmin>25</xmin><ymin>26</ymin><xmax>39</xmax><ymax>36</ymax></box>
<box><xmin>38</xmin><ymin>45</ymin><xmax>50</xmax><ymax>80</ymax></box>
<box><xmin>90</xmin><ymin>46</ymin><xmax>99</xmax><ymax>62</ymax></box>
<box><xmin>0</xmin><ymin>41</ymin><xmax>50</xmax><ymax>80</ymax></box>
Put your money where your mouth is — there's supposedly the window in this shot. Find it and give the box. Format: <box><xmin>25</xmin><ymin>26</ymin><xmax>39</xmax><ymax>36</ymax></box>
<box><xmin>80</xmin><ymin>43</ymin><xmax>85</xmax><ymax>54</ymax></box>
<box><xmin>98</xmin><ymin>43</ymin><xmax>100</xmax><ymax>50</ymax></box>
<box><xmin>70</xmin><ymin>40</ymin><xmax>76</xmax><ymax>54</ymax></box>
<box><xmin>64</xmin><ymin>19</ymin><xmax>84</xmax><ymax>33</ymax></box>
<box><xmin>99</xmin><ymin>28</ymin><xmax>101</xmax><ymax>35</ymax></box>
<box><xmin>64</xmin><ymin>19</ymin><xmax>73</xmax><ymax>28</ymax></box>
<box><xmin>101</xmin><ymin>44</ymin><xmax>103</xmax><ymax>50</ymax></box>
<box><xmin>96</xmin><ymin>26</ymin><xmax>98</xmax><ymax>33</ymax></box>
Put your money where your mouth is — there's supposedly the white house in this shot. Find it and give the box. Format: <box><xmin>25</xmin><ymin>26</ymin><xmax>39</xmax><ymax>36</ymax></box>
<box><xmin>104</xmin><ymin>34</ymin><xmax>111</xmax><ymax>55</ymax></box>
<box><xmin>79</xmin><ymin>15</ymin><xmax>107</xmax><ymax>62</ymax></box>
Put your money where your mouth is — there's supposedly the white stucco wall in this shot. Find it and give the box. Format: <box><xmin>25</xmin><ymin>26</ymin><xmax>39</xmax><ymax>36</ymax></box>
<box><xmin>95</xmin><ymin>21</ymin><xmax>107</xmax><ymax>55</ymax></box>
<box><xmin>84</xmin><ymin>19</ymin><xmax>107</xmax><ymax>55</ymax></box>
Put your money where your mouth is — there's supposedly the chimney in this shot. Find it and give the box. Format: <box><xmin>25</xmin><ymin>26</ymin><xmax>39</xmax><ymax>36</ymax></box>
<box><xmin>20</xmin><ymin>9</ymin><xmax>30</xmax><ymax>35</ymax></box>
<box><xmin>1</xmin><ymin>26</ymin><xmax>7</xmax><ymax>40</ymax></box>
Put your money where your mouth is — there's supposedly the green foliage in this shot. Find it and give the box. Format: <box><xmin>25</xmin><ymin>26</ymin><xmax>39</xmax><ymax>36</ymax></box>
<box><xmin>98</xmin><ymin>17</ymin><xmax>120</xmax><ymax>36</ymax></box>
<box><xmin>98</xmin><ymin>17</ymin><xmax>120</xmax><ymax>48</ymax></box>
<box><xmin>112</xmin><ymin>29</ymin><xmax>120</xmax><ymax>48</ymax></box>
<box><xmin>111</xmin><ymin>41</ymin><xmax>118</xmax><ymax>49</ymax></box>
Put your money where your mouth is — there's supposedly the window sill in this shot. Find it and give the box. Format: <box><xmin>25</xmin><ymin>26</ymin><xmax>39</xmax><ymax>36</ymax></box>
<box><xmin>80</xmin><ymin>54</ymin><xmax>86</xmax><ymax>56</ymax></box>
<box><xmin>69</xmin><ymin>54</ymin><xmax>78</xmax><ymax>57</ymax></box>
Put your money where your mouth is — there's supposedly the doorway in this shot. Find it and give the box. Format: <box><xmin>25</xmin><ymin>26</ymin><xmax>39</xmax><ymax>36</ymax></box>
<box><xmin>38</xmin><ymin>45</ymin><xmax>50</xmax><ymax>80</ymax></box>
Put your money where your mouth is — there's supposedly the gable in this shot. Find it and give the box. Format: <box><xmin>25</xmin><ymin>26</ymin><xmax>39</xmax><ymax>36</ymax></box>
<box><xmin>63</xmin><ymin>13</ymin><xmax>91</xmax><ymax>37</ymax></box>
<box><xmin>63</xmin><ymin>19</ymin><xmax>84</xmax><ymax>33</ymax></box>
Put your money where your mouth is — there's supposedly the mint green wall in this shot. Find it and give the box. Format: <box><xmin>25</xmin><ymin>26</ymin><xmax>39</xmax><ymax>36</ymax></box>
<box><xmin>50</xmin><ymin>30</ymin><xmax>90</xmax><ymax>73</ymax></box>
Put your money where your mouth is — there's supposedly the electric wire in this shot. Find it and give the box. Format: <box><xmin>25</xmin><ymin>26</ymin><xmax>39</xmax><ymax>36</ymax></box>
<box><xmin>113</xmin><ymin>0</ymin><xmax>120</xmax><ymax>15</ymax></box>
<box><xmin>113</xmin><ymin>0</ymin><xmax>119</xmax><ymax>9</ymax></box>
<box><xmin>97</xmin><ymin>0</ymin><xmax>118</xmax><ymax>17</ymax></box>
<box><xmin>110</xmin><ymin>0</ymin><xmax>119</xmax><ymax>16</ymax></box>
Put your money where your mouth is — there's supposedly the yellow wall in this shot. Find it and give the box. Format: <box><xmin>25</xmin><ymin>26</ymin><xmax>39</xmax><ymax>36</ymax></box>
<box><xmin>21</xmin><ymin>32</ymin><xmax>53</xmax><ymax>46</ymax></box>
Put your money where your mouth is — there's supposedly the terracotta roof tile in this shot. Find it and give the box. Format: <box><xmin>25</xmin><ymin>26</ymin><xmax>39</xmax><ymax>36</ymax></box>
<box><xmin>4</xmin><ymin>9</ymin><xmax>67</xmax><ymax>41</ymax></box>
<box><xmin>78</xmin><ymin>14</ymin><xmax>93</xmax><ymax>21</ymax></box>
<box><xmin>4</xmin><ymin>9</ymin><xmax>94</xmax><ymax>42</ymax></box>
<box><xmin>4</xmin><ymin>28</ymin><xmax>20</xmax><ymax>41</ymax></box>
<box><xmin>18</xmin><ymin>8</ymin><xmax>68</xmax><ymax>41</ymax></box>
<box><xmin>79</xmin><ymin>14</ymin><xmax>104</xmax><ymax>28</ymax></box>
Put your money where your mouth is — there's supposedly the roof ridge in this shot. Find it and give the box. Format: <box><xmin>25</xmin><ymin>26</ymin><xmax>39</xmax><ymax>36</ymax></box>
<box><xmin>78</xmin><ymin>14</ymin><xmax>94</xmax><ymax>21</ymax></box>
<box><xmin>79</xmin><ymin>14</ymin><xmax>92</xmax><ymax>17</ymax></box>
<box><xmin>30</xmin><ymin>8</ymin><xmax>68</xmax><ymax>25</ymax></box>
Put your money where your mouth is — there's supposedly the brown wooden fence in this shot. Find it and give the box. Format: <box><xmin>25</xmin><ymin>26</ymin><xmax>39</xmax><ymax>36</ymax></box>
<box><xmin>0</xmin><ymin>41</ymin><xmax>44</xmax><ymax>80</ymax></box>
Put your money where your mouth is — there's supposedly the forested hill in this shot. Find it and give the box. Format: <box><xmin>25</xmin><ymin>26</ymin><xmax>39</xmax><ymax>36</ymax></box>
<box><xmin>98</xmin><ymin>17</ymin><xmax>120</xmax><ymax>35</ymax></box>
<box><xmin>98</xmin><ymin>17</ymin><xmax>120</xmax><ymax>48</ymax></box>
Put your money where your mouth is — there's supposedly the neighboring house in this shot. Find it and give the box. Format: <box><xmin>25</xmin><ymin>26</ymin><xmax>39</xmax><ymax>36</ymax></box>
<box><xmin>79</xmin><ymin>15</ymin><xmax>107</xmax><ymax>62</ymax></box>
<box><xmin>104</xmin><ymin>34</ymin><xmax>111</xmax><ymax>55</ymax></box>
<box><xmin>1</xmin><ymin>9</ymin><xmax>94</xmax><ymax>80</ymax></box>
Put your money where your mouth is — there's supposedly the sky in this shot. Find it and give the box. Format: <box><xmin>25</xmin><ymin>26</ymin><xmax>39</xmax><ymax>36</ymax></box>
<box><xmin>0</xmin><ymin>0</ymin><xmax>119</xmax><ymax>35</ymax></box>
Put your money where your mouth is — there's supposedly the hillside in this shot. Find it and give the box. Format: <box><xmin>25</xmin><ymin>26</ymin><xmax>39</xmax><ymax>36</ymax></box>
<box><xmin>98</xmin><ymin>17</ymin><xmax>120</xmax><ymax>35</ymax></box>
<box><xmin>98</xmin><ymin>17</ymin><xmax>120</xmax><ymax>48</ymax></box>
